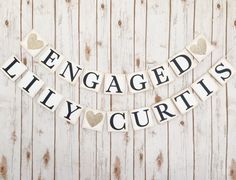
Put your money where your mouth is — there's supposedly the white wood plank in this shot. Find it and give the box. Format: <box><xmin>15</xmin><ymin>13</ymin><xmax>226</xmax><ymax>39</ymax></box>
<box><xmin>168</xmin><ymin>0</ymin><xmax>194</xmax><ymax>179</ymax></box>
<box><xmin>226</xmin><ymin>0</ymin><xmax>236</xmax><ymax>179</ymax></box>
<box><xmin>0</xmin><ymin>0</ymin><xmax>21</xmax><ymax>180</ymax></box>
<box><xmin>79</xmin><ymin>0</ymin><xmax>97</xmax><ymax>179</ymax></box>
<box><xmin>54</xmin><ymin>0</ymin><xmax>79</xmax><ymax>179</ymax></box>
<box><xmin>193</xmin><ymin>0</ymin><xmax>213</xmax><ymax>179</ymax></box>
<box><xmin>110</xmin><ymin>0</ymin><xmax>134</xmax><ymax>179</ymax></box>
<box><xmin>96</xmin><ymin>0</ymin><xmax>111</xmax><ymax>179</ymax></box>
<box><xmin>211</xmin><ymin>2</ymin><xmax>227</xmax><ymax>179</ymax></box>
<box><xmin>32</xmin><ymin>0</ymin><xmax>55</xmax><ymax>179</ymax></box>
<box><xmin>20</xmin><ymin>0</ymin><xmax>34</xmax><ymax>179</ymax></box>
<box><xmin>133</xmin><ymin>0</ymin><xmax>146</xmax><ymax>179</ymax></box>
<box><xmin>145</xmin><ymin>0</ymin><xmax>169</xmax><ymax>179</ymax></box>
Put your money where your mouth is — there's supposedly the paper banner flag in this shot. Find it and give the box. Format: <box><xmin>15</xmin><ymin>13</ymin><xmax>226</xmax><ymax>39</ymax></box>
<box><xmin>58</xmin><ymin>60</ymin><xmax>84</xmax><ymax>84</ymax></box>
<box><xmin>18</xmin><ymin>71</ymin><xmax>44</xmax><ymax>97</ymax></box>
<box><xmin>81</xmin><ymin>70</ymin><xmax>104</xmax><ymax>92</ymax></box>
<box><xmin>152</xmin><ymin>98</ymin><xmax>179</xmax><ymax>123</ymax></box>
<box><xmin>1</xmin><ymin>56</ymin><xmax>27</xmax><ymax>81</ymax></box>
<box><xmin>191</xmin><ymin>73</ymin><xmax>219</xmax><ymax>101</ymax></box>
<box><xmin>104</xmin><ymin>73</ymin><xmax>127</xmax><ymax>95</ymax></box>
<box><xmin>37</xmin><ymin>87</ymin><xmax>63</xmax><ymax>112</ymax></box>
<box><xmin>21</xmin><ymin>30</ymin><xmax>48</xmax><ymax>57</ymax></box>
<box><xmin>130</xmin><ymin>107</ymin><xmax>154</xmax><ymax>130</ymax></box>
<box><xmin>126</xmin><ymin>71</ymin><xmax>152</xmax><ymax>93</ymax></box>
<box><xmin>168</xmin><ymin>49</ymin><xmax>197</xmax><ymax>77</ymax></box>
<box><xmin>38</xmin><ymin>46</ymin><xmax>65</xmax><ymax>72</ymax></box>
<box><xmin>148</xmin><ymin>63</ymin><xmax>175</xmax><ymax>88</ymax></box>
<box><xmin>107</xmin><ymin>111</ymin><xmax>128</xmax><ymax>132</ymax></box>
<box><xmin>186</xmin><ymin>34</ymin><xmax>215</xmax><ymax>62</ymax></box>
<box><xmin>83</xmin><ymin>108</ymin><xmax>106</xmax><ymax>131</ymax></box>
<box><xmin>209</xmin><ymin>58</ymin><xmax>235</xmax><ymax>85</ymax></box>
<box><xmin>172</xmin><ymin>88</ymin><xmax>198</xmax><ymax>114</ymax></box>
<box><xmin>59</xmin><ymin>100</ymin><xmax>83</xmax><ymax>124</ymax></box>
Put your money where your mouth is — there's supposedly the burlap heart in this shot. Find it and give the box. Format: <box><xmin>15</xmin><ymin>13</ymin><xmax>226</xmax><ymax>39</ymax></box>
<box><xmin>189</xmin><ymin>38</ymin><xmax>207</xmax><ymax>55</ymax></box>
<box><xmin>27</xmin><ymin>33</ymin><xmax>44</xmax><ymax>50</ymax></box>
<box><xmin>86</xmin><ymin>111</ymin><xmax>103</xmax><ymax>127</ymax></box>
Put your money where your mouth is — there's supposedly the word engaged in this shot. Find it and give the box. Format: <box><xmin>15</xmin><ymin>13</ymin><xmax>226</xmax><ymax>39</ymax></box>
<box><xmin>19</xmin><ymin>30</ymin><xmax>215</xmax><ymax>94</ymax></box>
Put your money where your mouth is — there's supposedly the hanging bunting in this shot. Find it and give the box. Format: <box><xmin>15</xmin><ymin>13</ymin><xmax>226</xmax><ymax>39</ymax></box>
<box><xmin>1</xmin><ymin>29</ymin><xmax>235</xmax><ymax>133</ymax></box>
<box><xmin>18</xmin><ymin>30</ymin><xmax>216</xmax><ymax>95</ymax></box>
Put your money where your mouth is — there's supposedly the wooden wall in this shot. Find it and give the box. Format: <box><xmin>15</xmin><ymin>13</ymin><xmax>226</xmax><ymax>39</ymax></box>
<box><xmin>0</xmin><ymin>0</ymin><xmax>236</xmax><ymax>179</ymax></box>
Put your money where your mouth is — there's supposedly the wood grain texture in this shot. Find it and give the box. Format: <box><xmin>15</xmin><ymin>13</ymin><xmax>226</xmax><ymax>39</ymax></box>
<box><xmin>79</xmin><ymin>0</ymin><xmax>97</xmax><ymax>179</ymax></box>
<box><xmin>193</xmin><ymin>0</ymin><xmax>213</xmax><ymax>179</ymax></box>
<box><xmin>55</xmin><ymin>0</ymin><xmax>79</xmax><ymax>179</ymax></box>
<box><xmin>97</xmin><ymin>0</ymin><xmax>111</xmax><ymax>179</ymax></box>
<box><xmin>20</xmin><ymin>0</ymin><xmax>33</xmax><ymax>179</ymax></box>
<box><xmin>168</xmin><ymin>0</ymin><xmax>194</xmax><ymax>179</ymax></box>
<box><xmin>32</xmin><ymin>0</ymin><xmax>55</xmax><ymax>179</ymax></box>
<box><xmin>110</xmin><ymin>0</ymin><xmax>134</xmax><ymax>179</ymax></box>
<box><xmin>145</xmin><ymin>0</ymin><xmax>169</xmax><ymax>179</ymax></box>
<box><xmin>211</xmin><ymin>1</ymin><xmax>227</xmax><ymax>179</ymax></box>
<box><xmin>134</xmin><ymin>0</ymin><xmax>146</xmax><ymax>179</ymax></box>
<box><xmin>0</xmin><ymin>1</ymin><xmax>21</xmax><ymax>180</ymax></box>
<box><xmin>0</xmin><ymin>0</ymin><xmax>235</xmax><ymax>180</ymax></box>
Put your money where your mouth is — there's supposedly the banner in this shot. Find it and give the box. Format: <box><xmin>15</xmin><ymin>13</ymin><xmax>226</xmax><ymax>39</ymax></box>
<box><xmin>0</xmin><ymin>30</ymin><xmax>235</xmax><ymax>132</ymax></box>
<box><xmin>20</xmin><ymin>30</ymin><xmax>215</xmax><ymax>94</ymax></box>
